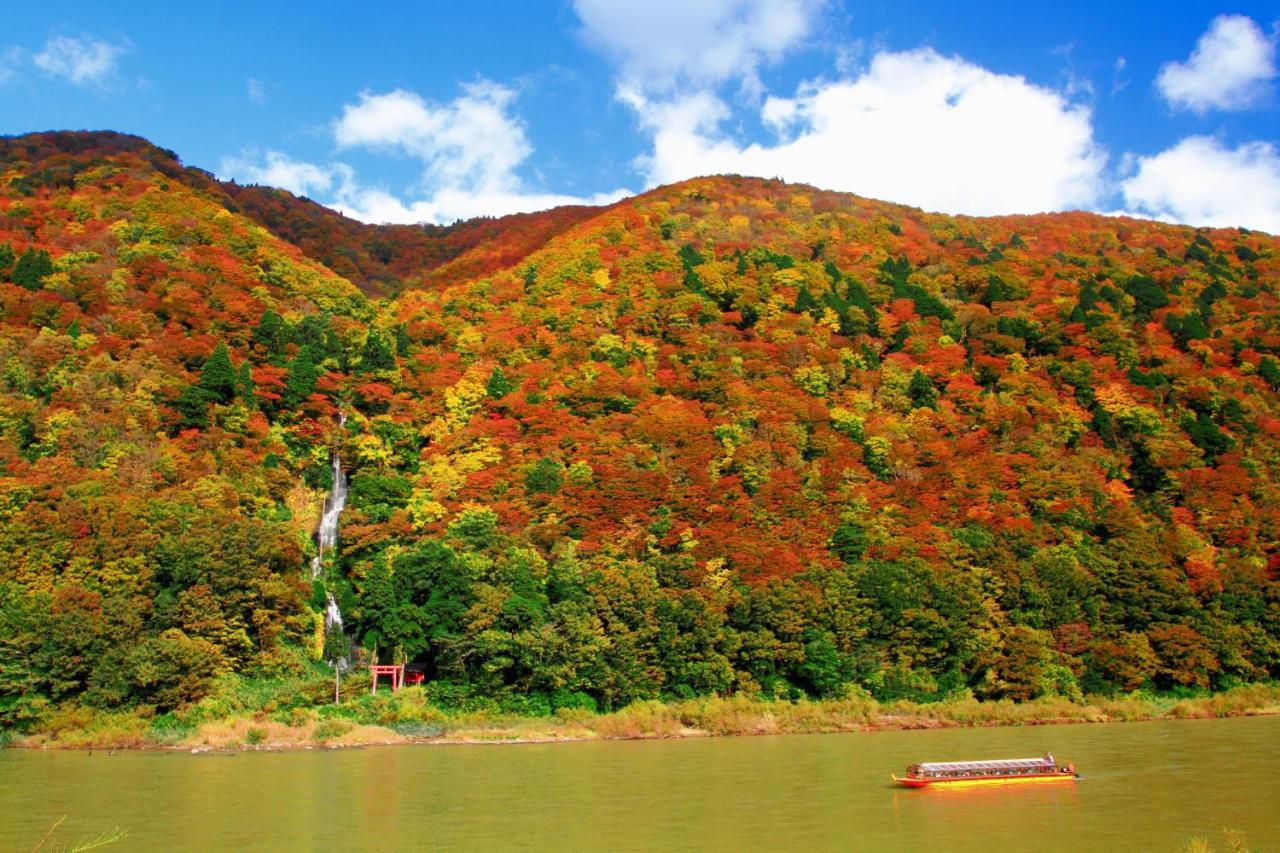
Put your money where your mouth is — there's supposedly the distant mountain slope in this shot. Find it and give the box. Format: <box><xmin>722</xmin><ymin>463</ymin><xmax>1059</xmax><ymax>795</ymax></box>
<box><xmin>1</xmin><ymin>131</ymin><xmax>604</xmax><ymax>295</ymax></box>
<box><xmin>1</xmin><ymin>131</ymin><xmax>1278</xmax><ymax>722</ymax></box>
<box><xmin>219</xmin><ymin>182</ymin><xmax>604</xmax><ymax>295</ymax></box>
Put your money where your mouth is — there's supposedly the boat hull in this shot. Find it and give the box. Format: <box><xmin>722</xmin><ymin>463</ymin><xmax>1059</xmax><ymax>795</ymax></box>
<box><xmin>894</xmin><ymin>773</ymin><xmax>1077</xmax><ymax>789</ymax></box>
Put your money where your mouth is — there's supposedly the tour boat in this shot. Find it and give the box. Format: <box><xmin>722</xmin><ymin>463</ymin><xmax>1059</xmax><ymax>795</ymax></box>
<box><xmin>893</xmin><ymin>754</ymin><xmax>1077</xmax><ymax>788</ymax></box>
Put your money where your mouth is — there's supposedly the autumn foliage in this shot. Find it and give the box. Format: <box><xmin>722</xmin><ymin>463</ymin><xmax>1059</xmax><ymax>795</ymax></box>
<box><xmin>1</xmin><ymin>131</ymin><xmax>1279</xmax><ymax>724</ymax></box>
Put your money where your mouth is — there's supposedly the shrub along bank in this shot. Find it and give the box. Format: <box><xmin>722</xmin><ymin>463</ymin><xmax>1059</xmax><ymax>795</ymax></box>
<box><xmin>7</xmin><ymin>672</ymin><xmax>1278</xmax><ymax>750</ymax></box>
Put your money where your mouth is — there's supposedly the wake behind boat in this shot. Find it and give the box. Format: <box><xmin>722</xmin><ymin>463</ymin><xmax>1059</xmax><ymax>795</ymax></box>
<box><xmin>894</xmin><ymin>753</ymin><xmax>1078</xmax><ymax>788</ymax></box>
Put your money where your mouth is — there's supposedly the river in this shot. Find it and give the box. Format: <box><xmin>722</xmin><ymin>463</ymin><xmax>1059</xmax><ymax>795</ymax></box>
<box><xmin>2</xmin><ymin>716</ymin><xmax>1277</xmax><ymax>851</ymax></box>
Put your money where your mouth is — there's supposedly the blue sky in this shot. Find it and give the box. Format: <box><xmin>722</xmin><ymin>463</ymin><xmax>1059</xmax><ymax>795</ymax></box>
<box><xmin>3</xmin><ymin>1</ymin><xmax>1279</xmax><ymax>232</ymax></box>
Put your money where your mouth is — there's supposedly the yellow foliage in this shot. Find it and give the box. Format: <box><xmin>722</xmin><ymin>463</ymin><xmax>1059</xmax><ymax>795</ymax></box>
<box><xmin>793</xmin><ymin>364</ymin><xmax>831</xmax><ymax>397</ymax></box>
<box><xmin>454</xmin><ymin>325</ymin><xmax>484</xmax><ymax>356</ymax></box>
<box><xmin>773</xmin><ymin>267</ymin><xmax>806</xmax><ymax>287</ymax></box>
<box><xmin>422</xmin><ymin>438</ymin><xmax>503</xmax><ymax>502</ymax></box>
<box><xmin>407</xmin><ymin>490</ymin><xmax>448</xmax><ymax>528</ymax></box>
<box><xmin>829</xmin><ymin>406</ymin><xmax>864</xmax><ymax>439</ymax></box>
<box><xmin>353</xmin><ymin>433</ymin><xmax>394</xmax><ymax>467</ymax></box>
<box><xmin>703</xmin><ymin>557</ymin><xmax>730</xmax><ymax>591</ymax></box>
<box><xmin>442</xmin><ymin>372</ymin><xmax>487</xmax><ymax>430</ymax></box>
<box><xmin>1095</xmin><ymin>382</ymin><xmax>1138</xmax><ymax>413</ymax></box>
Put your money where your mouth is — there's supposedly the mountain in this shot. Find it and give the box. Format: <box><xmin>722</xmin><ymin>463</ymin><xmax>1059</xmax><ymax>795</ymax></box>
<box><xmin>1</xmin><ymin>130</ymin><xmax>1278</xmax><ymax>721</ymax></box>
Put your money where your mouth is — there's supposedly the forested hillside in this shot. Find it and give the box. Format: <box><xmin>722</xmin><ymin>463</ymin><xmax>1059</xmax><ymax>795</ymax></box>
<box><xmin>1</xmin><ymin>131</ymin><xmax>1278</xmax><ymax>726</ymax></box>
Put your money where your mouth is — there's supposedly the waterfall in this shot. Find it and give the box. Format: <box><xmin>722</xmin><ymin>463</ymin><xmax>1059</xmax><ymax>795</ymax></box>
<box><xmin>310</xmin><ymin>451</ymin><xmax>348</xmax><ymax>582</ymax></box>
<box><xmin>312</xmin><ymin>433</ymin><xmax>348</xmax><ymax>636</ymax></box>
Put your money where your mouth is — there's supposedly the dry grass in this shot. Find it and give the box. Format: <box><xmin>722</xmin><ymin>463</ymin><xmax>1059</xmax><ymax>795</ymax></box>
<box><xmin>11</xmin><ymin>683</ymin><xmax>1280</xmax><ymax>752</ymax></box>
<box><xmin>585</xmin><ymin>700</ymin><xmax>688</xmax><ymax>740</ymax></box>
<box><xmin>20</xmin><ymin>706</ymin><xmax>152</xmax><ymax>750</ymax></box>
<box><xmin>325</xmin><ymin>724</ymin><xmax>405</xmax><ymax>747</ymax></box>
<box><xmin>191</xmin><ymin>717</ymin><xmax>314</xmax><ymax>749</ymax></box>
<box><xmin>185</xmin><ymin>717</ymin><xmax>405</xmax><ymax>749</ymax></box>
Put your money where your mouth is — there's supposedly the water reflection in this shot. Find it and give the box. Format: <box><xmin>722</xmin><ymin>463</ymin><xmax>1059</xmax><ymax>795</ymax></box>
<box><xmin>1</xmin><ymin>716</ymin><xmax>1277</xmax><ymax>852</ymax></box>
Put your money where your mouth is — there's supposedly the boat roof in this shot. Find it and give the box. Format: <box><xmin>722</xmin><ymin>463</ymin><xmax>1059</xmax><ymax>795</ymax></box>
<box><xmin>915</xmin><ymin>758</ymin><xmax>1053</xmax><ymax>771</ymax></box>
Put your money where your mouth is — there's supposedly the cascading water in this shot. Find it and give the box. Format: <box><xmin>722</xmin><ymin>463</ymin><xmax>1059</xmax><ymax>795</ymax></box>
<box><xmin>311</xmin><ymin>433</ymin><xmax>348</xmax><ymax>635</ymax></box>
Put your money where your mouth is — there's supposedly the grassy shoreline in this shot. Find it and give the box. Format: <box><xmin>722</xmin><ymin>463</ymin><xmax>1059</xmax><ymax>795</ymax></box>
<box><xmin>7</xmin><ymin>682</ymin><xmax>1280</xmax><ymax>753</ymax></box>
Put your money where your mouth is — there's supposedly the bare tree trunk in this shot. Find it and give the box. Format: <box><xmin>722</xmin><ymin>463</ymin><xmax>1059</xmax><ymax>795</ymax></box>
<box><xmin>334</xmin><ymin>666</ymin><xmax>341</xmax><ymax>704</ymax></box>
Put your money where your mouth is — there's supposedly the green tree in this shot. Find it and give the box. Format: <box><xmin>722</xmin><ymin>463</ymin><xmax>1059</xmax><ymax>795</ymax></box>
<box><xmin>485</xmin><ymin>366</ymin><xmax>515</xmax><ymax>399</ymax></box>
<box><xmin>799</xmin><ymin>628</ymin><xmax>853</xmax><ymax>698</ymax></box>
<box><xmin>448</xmin><ymin>505</ymin><xmax>501</xmax><ymax>550</ymax></box>
<box><xmin>198</xmin><ymin>342</ymin><xmax>237</xmax><ymax>404</ymax></box>
<box><xmin>235</xmin><ymin>362</ymin><xmax>255</xmax><ymax>405</ymax></box>
<box><xmin>1164</xmin><ymin>312</ymin><xmax>1209</xmax><ymax>346</ymax></box>
<box><xmin>829</xmin><ymin>520</ymin><xmax>868</xmax><ymax>563</ymax></box>
<box><xmin>359</xmin><ymin>330</ymin><xmax>397</xmax><ymax>372</ymax></box>
<box><xmin>174</xmin><ymin>385</ymin><xmax>213</xmax><ymax>430</ymax></box>
<box><xmin>525</xmin><ymin>457</ymin><xmax>564</xmax><ymax>495</ymax></box>
<box><xmin>1183</xmin><ymin>411</ymin><xmax>1232</xmax><ymax>461</ymax></box>
<box><xmin>293</xmin><ymin>314</ymin><xmax>339</xmax><ymax>360</ymax></box>
<box><xmin>1258</xmin><ymin>356</ymin><xmax>1280</xmax><ymax>390</ymax></box>
<box><xmin>284</xmin><ymin>345</ymin><xmax>320</xmax><ymax>407</ymax></box>
<box><xmin>1123</xmin><ymin>274</ymin><xmax>1169</xmax><ymax>320</ymax></box>
<box><xmin>793</xmin><ymin>284</ymin><xmax>819</xmax><ymax>316</ymax></box>
<box><xmin>983</xmin><ymin>274</ymin><xmax>1016</xmax><ymax>304</ymax></box>
<box><xmin>907</xmin><ymin>370</ymin><xmax>938</xmax><ymax>410</ymax></box>
<box><xmin>323</xmin><ymin>621</ymin><xmax>351</xmax><ymax>703</ymax></box>
<box><xmin>11</xmin><ymin>247</ymin><xmax>53</xmax><ymax>291</ymax></box>
<box><xmin>393</xmin><ymin>323</ymin><xmax>413</xmax><ymax>356</ymax></box>
<box><xmin>252</xmin><ymin>309</ymin><xmax>289</xmax><ymax>358</ymax></box>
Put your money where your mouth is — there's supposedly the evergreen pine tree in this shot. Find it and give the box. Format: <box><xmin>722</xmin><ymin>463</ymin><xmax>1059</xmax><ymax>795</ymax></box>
<box><xmin>1259</xmin><ymin>356</ymin><xmax>1280</xmax><ymax>391</ymax></box>
<box><xmin>12</xmin><ymin>247</ymin><xmax>53</xmax><ymax>291</ymax></box>
<box><xmin>907</xmin><ymin>369</ymin><xmax>938</xmax><ymax>410</ymax></box>
<box><xmin>393</xmin><ymin>324</ymin><xmax>412</xmax><ymax>356</ymax></box>
<box><xmin>284</xmin><ymin>345</ymin><xmax>320</xmax><ymax>407</ymax></box>
<box><xmin>252</xmin><ymin>309</ymin><xmax>289</xmax><ymax>359</ymax></box>
<box><xmin>174</xmin><ymin>384</ymin><xmax>214</xmax><ymax>430</ymax></box>
<box><xmin>1183</xmin><ymin>410</ymin><xmax>1232</xmax><ymax>460</ymax></box>
<box><xmin>198</xmin><ymin>342</ymin><xmax>237</xmax><ymax>403</ymax></box>
<box><xmin>236</xmin><ymin>362</ymin><xmax>256</xmax><ymax>406</ymax></box>
<box><xmin>984</xmin><ymin>274</ymin><xmax>1015</xmax><ymax>304</ymax></box>
<box><xmin>485</xmin><ymin>366</ymin><xmax>515</xmax><ymax>398</ymax></box>
<box><xmin>793</xmin><ymin>284</ymin><xmax>819</xmax><ymax>316</ymax></box>
<box><xmin>359</xmin><ymin>330</ymin><xmax>396</xmax><ymax>372</ymax></box>
<box><xmin>0</xmin><ymin>242</ymin><xmax>14</xmax><ymax>275</ymax></box>
<box><xmin>293</xmin><ymin>314</ymin><xmax>337</xmax><ymax>360</ymax></box>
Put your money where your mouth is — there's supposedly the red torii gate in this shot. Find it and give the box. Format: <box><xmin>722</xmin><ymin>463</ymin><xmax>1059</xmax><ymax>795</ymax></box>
<box><xmin>369</xmin><ymin>664</ymin><xmax>403</xmax><ymax>694</ymax></box>
<box><xmin>369</xmin><ymin>664</ymin><xmax>425</xmax><ymax>694</ymax></box>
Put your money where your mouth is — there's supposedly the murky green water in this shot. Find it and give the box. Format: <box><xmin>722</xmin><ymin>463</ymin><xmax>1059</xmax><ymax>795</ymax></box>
<box><xmin>2</xmin><ymin>716</ymin><xmax>1277</xmax><ymax>851</ymax></box>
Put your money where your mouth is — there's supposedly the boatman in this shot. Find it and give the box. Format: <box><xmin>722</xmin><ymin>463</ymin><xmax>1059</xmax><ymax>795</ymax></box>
<box><xmin>1044</xmin><ymin>752</ymin><xmax>1055</xmax><ymax>768</ymax></box>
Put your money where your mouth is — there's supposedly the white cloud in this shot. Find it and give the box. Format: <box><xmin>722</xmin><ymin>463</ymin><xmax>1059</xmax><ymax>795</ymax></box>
<box><xmin>1121</xmin><ymin>136</ymin><xmax>1280</xmax><ymax>234</ymax></box>
<box><xmin>1156</xmin><ymin>15</ymin><xmax>1277</xmax><ymax>113</ymax></box>
<box><xmin>334</xmin><ymin>82</ymin><xmax>531</xmax><ymax>195</ymax></box>
<box><xmin>220</xmin><ymin>150</ymin><xmax>349</xmax><ymax>199</ymax></box>
<box><xmin>33</xmin><ymin>35</ymin><xmax>126</xmax><ymax>87</ymax></box>
<box><xmin>328</xmin><ymin>184</ymin><xmax>631</xmax><ymax>225</ymax></box>
<box><xmin>247</xmin><ymin>77</ymin><xmax>266</xmax><ymax>105</ymax></box>
<box><xmin>223</xmin><ymin>81</ymin><xmax>630</xmax><ymax>224</ymax></box>
<box><xmin>574</xmin><ymin>0</ymin><xmax>824</xmax><ymax>95</ymax></box>
<box><xmin>573</xmin><ymin>3</ymin><xmax>1106</xmax><ymax>215</ymax></box>
<box><xmin>624</xmin><ymin>48</ymin><xmax>1108</xmax><ymax>216</ymax></box>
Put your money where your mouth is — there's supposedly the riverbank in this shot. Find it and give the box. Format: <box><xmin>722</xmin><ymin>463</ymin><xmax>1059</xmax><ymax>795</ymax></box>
<box><xmin>7</xmin><ymin>682</ymin><xmax>1280</xmax><ymax>752</ymax></box>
